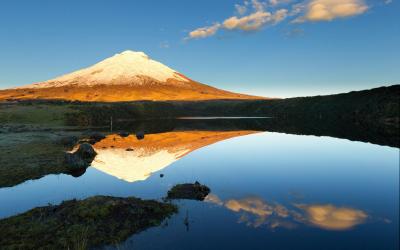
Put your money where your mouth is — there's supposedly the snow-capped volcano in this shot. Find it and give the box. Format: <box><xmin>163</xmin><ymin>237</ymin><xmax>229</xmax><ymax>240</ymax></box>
<box><xmin>23</xmin><ymin>50</ymin><xmax>190</xmax><ymax>89</ymax></box>
<box><xmin>0</xmin><ymin>50</ymin><xmax>264</xmax><ymax>102</ymax></box>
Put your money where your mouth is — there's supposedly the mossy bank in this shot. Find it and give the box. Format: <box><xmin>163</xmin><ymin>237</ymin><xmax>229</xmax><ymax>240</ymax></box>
<box><xmin>0</xmin><ymin>196</ymin><xmax>177</xmax><ymax>249</ymax></box>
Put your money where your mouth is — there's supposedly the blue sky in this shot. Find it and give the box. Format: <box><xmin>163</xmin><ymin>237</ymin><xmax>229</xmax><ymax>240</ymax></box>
<box><xmin>0</xmin><ymin>0</ymin><xmax>398</xmax><ymax>97</ymax></box>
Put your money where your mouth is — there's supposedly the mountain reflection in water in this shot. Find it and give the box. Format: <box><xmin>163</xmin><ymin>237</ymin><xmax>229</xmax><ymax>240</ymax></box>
<box><xmin>91</xmin><ymin>131</ymin><xmax>257</xmax><ymax>182</ymax></box>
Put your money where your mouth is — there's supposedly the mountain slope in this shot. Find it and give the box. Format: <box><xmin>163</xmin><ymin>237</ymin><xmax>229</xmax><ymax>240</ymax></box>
<box><xmin>0</xmin><ymin>50</ymin><xmax>264</xmax><ymax>102</ymax></box>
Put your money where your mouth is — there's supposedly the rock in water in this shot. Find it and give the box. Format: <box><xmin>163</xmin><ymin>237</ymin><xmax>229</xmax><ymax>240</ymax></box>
<box><xmin>64</xmin><ymin>143</ymin><xmax>97</xmax><ymax>170</ymax></box>
<box><xmin>118</xmin><ymin>131</ymin><xmax>130</xmax><ymax>137</ymax></box>
<box><xmin>136</xmin><ymin>131</ymin><xmax>145</xmax><ymax>140</ymax></box>
<box><xmin>75</xmin><ymin>143</ymin><xmax>97</xmax><ymax>160</ymax></box>
<box><xmin>64</xmin><ymin>153</ymin><xmax>87</xmax><ymax>169</ymax></box>
<box><xmin>167</xmin><ymin>181</ymin><xmax>210</xmax><ymax>201</ymax></box>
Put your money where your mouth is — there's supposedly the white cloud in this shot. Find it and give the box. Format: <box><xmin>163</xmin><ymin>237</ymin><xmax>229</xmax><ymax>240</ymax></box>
<box><xmin>187</xmin><ymin>23</ymin><xmax>221</xmax><ymax>39</ymax></box>
<box><xmin>223</xmin><ymin>11</ymin><xmax>271</xmax><ymax>31</ymax></box>
<box><xmin>186</xmin><ymin>0</ymin><xmax>371</xmax><ymax>40</ymax></box>
<box><xmin>223</xmin><ymin>8</ymin><xmax>288</xmax><ymax>31</ymax></box>
<box><xmin>187</xmin><ymin>0</ymin><xmax>288</xmax><ymax>38</ymax></box>
<box><xmin>294</xmin><ymin>0</ymin><xmax>368</xmax><ymax>22</ymax></box>
<box><xmin>274</xmin><ymin>9</ymin><xmax>289</xmax><ymax>22</ymax></box>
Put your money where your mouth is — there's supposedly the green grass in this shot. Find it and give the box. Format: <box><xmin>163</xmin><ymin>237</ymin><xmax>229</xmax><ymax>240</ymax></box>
<box><xmin>0</xmin><ymin>103</ymin><xmax>76</xmax><ymax>127</ymax></box>
<box><xmin>0</xmin><ymin>132</ymin><xmax>79</xmax><ymax>187</ymax></box>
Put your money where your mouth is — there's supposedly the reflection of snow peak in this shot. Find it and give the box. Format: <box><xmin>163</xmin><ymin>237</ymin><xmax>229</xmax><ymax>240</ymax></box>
<box><xmin>91</xmin><ymin>148</ymin><xmax>189</xmax><ymax>182</ymax></box>
<box><xmin>89</xmin><ymin>131</ymin><xmax>258</xmax><ymax>182</ymax></box>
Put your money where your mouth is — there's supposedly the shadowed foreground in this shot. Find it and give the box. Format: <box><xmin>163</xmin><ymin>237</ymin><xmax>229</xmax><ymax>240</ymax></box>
<box><xmin>0</xmin><ymin>196</ymin><xmax>177</xmax><ymax>249</ymax></box>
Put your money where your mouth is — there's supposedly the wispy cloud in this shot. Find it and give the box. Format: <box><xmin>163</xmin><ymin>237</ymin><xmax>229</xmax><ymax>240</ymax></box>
<box><xmin>188</xmin><ymin>23</ymin><xmax>222</xmax><ymax>39</ymax></box>
<box><xmin>186</xmin><ymin>0</ymin><xmax>374</xmax><ymax>40</ymax></box>
<box><xmin>187</xmin><ymin>0</ymin><xmax>288</xmax><ymax>39</ymax></box>
<box><xmin>223</xmin><ymin>9</ymin><xmax>288</xmax><ymax>31</ymax></box>
<box><xmin>293</xmin><ymin>0</ymin><xmax>368</xmax><ymax>23</ymax></box>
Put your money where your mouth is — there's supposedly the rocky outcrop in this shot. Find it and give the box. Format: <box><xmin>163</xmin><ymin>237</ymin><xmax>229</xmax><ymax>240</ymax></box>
<box><xmin>167</xmin><ymin>181</ymin><xmax>210</xmax><ymax>201</ymax></box>
<box><xmin>64</xmin><ymin>143</ymin><xmax>97</xmax><ymax>170</ymax></box>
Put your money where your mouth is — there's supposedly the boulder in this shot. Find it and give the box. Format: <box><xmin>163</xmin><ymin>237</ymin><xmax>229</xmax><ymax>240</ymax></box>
<box><xmin>136</xmin><ymin>131</ymin><xmax>145</xmax><ymax>140</ymax></box>
<box><xmin>64</xmin><ymin>153</ymin><xmax>87</xmax><ymax>169</ymax></box>
<box><xmin>64</xmin><ymin>143</ymin><xmax>97</xmax><ymax>170</ymax></box>
<box><xmin>68</xmin><ymin>166</ymin><xmax>87</xmax><ymax>178</ymax></box>
<box><xmin>75</xmin><ymin>143</ymin><xmax>97</xmax><ymax>161</ymax></box>
<box><xmin>118</xmin><ymin>131</ymin><xmax>130</xmax><ymax>137</ymax></box>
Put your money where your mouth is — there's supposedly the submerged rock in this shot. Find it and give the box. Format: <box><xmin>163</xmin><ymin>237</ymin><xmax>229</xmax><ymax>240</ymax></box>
<box><xmin>75</xmin><ymin>143</ymin><xmax>97</xmax><ymax>160</ymax></box>
<box><xmin>136</xmin><ymin>131</ymin><xmax>145</xmax><ymax>140</ymax></box>
<box><xmin>118</xmin><ymin>131</ymin><xmax>130</xmax><ymax>137</ymax></box>
<box><xmin>0</xmin><ymin>196</ymin><xmax>177</xmax><ymax>249</ymax></box>
<box><xmin>64</xmin><ymin>143</ymin><xmax>97</xmax><ymax>170</ymax></box>
<box><xmin>167</xmin><ymin>181</ymin><xmax>210</xmax><ymax>201</ymax></box>
<box><xmin>68</xmin><ymin>167</ymin><xmax>87</xmax><ymax>178</ymax></box>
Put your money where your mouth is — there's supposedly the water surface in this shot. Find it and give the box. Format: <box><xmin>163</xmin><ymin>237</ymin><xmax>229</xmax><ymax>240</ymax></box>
<box><xmin>0</xmin><ymin>119</ymin><xmax>398</xmax><ymax>250</ymax></box>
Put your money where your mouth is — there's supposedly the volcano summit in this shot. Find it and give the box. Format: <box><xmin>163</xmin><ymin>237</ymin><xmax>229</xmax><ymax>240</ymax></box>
<box><xmin>0</xmin><ymin>50</ymin><xmax>263</xmax><ymax>102</ymax></box>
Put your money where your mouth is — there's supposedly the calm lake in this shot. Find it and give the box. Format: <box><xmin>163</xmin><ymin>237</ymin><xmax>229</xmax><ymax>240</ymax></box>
<box><xmin>0</xmin><ymin>118</ymin><xmax>398</xmax><ymax>250</ymax></box>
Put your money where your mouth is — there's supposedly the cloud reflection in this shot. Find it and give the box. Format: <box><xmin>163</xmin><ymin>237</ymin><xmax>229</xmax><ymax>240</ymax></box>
<box><xmin>205</xmin><ymin>194</ymin><xmax>368</xmax><ymax>231</ymax></box>
<box><xmin>296</xmin><ymin>204</ymin><xmax>368</xmax><ymax>230</ymax></box>
<box><xmin>225</xmin><ymin>197</ymin><xmax>274</xmax><ymax>227</ymax></box>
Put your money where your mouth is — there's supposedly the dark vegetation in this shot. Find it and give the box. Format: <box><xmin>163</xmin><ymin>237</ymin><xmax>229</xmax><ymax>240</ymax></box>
<box><xmin>59</xmin><ymin>85</ymin><xmax>399</xmax><ymax>129</ymax></box>
<box><xmin>0</xmin><ymin>182</ymin><xmax>210</xmax><ymax>249</ymax></box>
<box><xmin>0</xmin><ymin>196</ymin><xmax>177</xmax><ymax>249</ymax></box>
<box><xmin>2</xmin><ymin>85</ymin><xmax>397</xmax><ymax>132</ymax></box>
